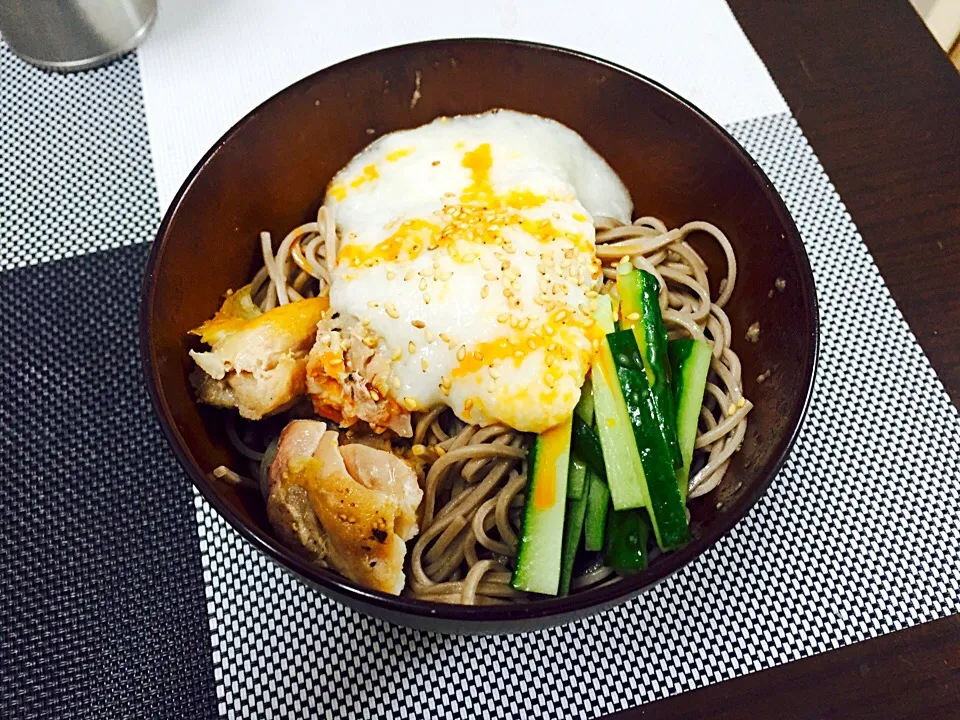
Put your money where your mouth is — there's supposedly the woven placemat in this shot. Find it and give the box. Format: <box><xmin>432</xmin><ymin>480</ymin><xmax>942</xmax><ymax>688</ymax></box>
<box><xmin>0</xmin><ymin>44</ymin><xmax>217</xmax><ymax>719</ymax></box>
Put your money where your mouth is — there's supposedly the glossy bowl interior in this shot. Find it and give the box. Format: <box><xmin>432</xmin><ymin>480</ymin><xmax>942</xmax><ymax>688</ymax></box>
<box><xmin>141</xmin><ymin>39</ymin><xmax>818</xmax><ymax>633</ymax></box>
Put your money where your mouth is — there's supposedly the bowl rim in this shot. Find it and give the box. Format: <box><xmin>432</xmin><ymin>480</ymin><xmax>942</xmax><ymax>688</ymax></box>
<box><xmin>140</xmin><ymin>37</ymin><xmax>820</xmax><ymax>626</ymax></box>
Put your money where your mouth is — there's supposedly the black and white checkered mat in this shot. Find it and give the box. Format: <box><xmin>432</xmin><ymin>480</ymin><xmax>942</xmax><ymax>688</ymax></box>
<box><xmin>2</xmin><ymin>40</ymin><xmax>958</xmax><ymax>720</ymax></box>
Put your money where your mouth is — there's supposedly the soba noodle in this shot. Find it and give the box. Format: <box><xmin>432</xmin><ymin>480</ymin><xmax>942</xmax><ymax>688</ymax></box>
<box><xmin>218</xmin><ymin>207</ymin><xmax>752</xmax><ymax>605</ymax></box>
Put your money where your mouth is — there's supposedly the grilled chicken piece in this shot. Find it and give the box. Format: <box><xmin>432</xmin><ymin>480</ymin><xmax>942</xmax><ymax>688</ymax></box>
<box><xmin>265</xmin><ymin>421</ymin><xmax>330</xmax><ymax>565</ymax></box>
<box><xmin>189</xmin><ymin>286</ymin><xmax>327</xmax><ymax>420</ymax></box>
<box><xmin>267</xmin><ymin>419</ymin><xmax>422</xmax><ymax>595</ymax></box>
<box><xmin>306</xmin><ymin>317</ymin><xmax>413</xmax><ymax>437</ymax></box>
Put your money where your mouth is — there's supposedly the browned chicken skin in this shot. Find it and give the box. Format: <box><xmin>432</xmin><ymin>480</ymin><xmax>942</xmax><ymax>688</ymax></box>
<box><xmin>267</xmin><ymin>419</ymin><xmax>422</xmax><ymax>595</ymax></box>
<box><xmin>189</xmin><ymin>288</ymin><xmax>327</xmax><ymax>420</ymax></box>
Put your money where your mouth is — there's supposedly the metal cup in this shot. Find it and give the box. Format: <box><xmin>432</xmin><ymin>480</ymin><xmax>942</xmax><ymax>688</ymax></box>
<box><xmin>0</xmin><ymin>0</ymin><xmax>157</xmax><ymax>72</ymax></box>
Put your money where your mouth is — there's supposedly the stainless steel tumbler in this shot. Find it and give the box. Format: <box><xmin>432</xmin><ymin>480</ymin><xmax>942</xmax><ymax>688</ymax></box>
<box><xmin>0</xmin><ymin>0</ymin><xmax>157</xmax><ymax>72</ymax></box>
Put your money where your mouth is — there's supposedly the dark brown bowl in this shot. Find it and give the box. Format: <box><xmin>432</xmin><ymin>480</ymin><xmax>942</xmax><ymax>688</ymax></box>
<box><xmin>140</xmin><ymin>39</ymin><xmax>818</xmax><ymax>633</ymax></box>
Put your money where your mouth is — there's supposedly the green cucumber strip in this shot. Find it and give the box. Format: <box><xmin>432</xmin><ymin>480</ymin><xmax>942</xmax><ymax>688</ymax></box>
<box><xmin>592</xmin><ymin>338</ymin><xmax>647</xmax><ymax>510</ymax></box>
<box><xmin>571</xmin><ymin>415</ymin><xmax>606</xmax><ymax>480</ymax></box>
<box><xmin>590</xmin><ymin>296</ymin><xmax>646</xmax><ymax>510</ymax></box>
<box><xmin>558</xmin><ymin>493</ymin><xmax>588</xmax><ymax>595</ymax></box>
<box><xmin>566</xmin><ymin>456</ymin><xmax>588</xmax><ymax>501</ymax></box>
<box><xmin>594</xmin><ymin>294</ymin><xmax>616</xmax><ymax>333</ymax></box>
<box><xmin>603</xmin><ymin>508</ymin><xmax>650</xmax><ymax>574</ymax></box>
<box><xmin>583</xmin><ymin>471</ymin><xmax>610</xmax><ymax>552</ymax></box>
<box><xmin>607</xmin><ymin>329</ymin><xmax>690</xmax><ymax>550</ymax></box>
<box><xmin>615</xmin><ymin>265</ymin><xmax>655</xmax><ymax>383</ymax></box>
<box><xmin>512</xmin><ymin>417</ymin><xmax>572</xmax><ymax>595</ymax></box>
<box><xmin>669</xmin><ymin>339</ymin><xmax>713</xmax><ymax>503</ymax></box>
<box><xmin>575</xmin><ymin>374</ymin><xmax>595</xmax><ymax>425</ymax></box>
<box><xmin>617</xmin><ymin>267</ymin><xmax>682</xmax><ymax>469</ymax></box>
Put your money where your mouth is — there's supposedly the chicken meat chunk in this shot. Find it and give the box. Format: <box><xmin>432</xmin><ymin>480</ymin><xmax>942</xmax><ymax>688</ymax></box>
<box><xmin>306</xmin><ymin>315</ymin><xmax>413</xmax><ymax>437</ymax></box>
<box><xmin>188</xmin><ymin>286</ymin><xmax>327</xmax><ymax>420</ymax></box>
<box><xmin>267</xmin><ymin>419</ymin><xmax>423</xmax><ymax>595</ymax></box>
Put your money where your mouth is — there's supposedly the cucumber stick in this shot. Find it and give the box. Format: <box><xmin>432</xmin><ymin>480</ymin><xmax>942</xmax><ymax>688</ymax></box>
<box><xmin>583</xmin><ymin>471</ymin><xmax>610</xmax><ymax>552</ymax></box>
<box><xmin>571</xmin><ymin>415</ymin><xmax>605</xmax><ymax>480</ymax></box>
<box><xmin>604</xmin><ymin>508</ymin><xmax>650</xmax><ymax>574</ymax></box>
<box><xmin>512</xmin><ymin>417</ymin><xmax>573</xmax><ymax>595</ymax></box>
<box><xmin>558</xmin><ymin>491</ymin><xmax>588</xmax><ymax>595</ymax></box>
<box><xmin>669</xmin><ymin>339</ymin><xmax>713</xmax><ymax>503</ymax></box>
<box><xmin>591</xmin><ymin>298</ymin><xmax>647</xmax><ymax>511</ymax></box>
<box><xmin>567</xmin><ymin>386</ymin><xmax>596</xmax><ymax>500</ymax></box>
<box><xmin>575</xmin><ymin>374</ymin><xmax>594</xmax><ymax>425</ymax></box>
<box><xmin>566</xmin><ymin>456</ymin><xmax>588</xmax><ymax>501</ymax></box>
<box><xmin>607</xmin><ymin>329</ymin><xmax>690</xmax><ymax>550</ymax></box>
<box><xmin>617</xmin><ymin>267</ymin><xmax>682</xmax><ymax>469</ymax></box>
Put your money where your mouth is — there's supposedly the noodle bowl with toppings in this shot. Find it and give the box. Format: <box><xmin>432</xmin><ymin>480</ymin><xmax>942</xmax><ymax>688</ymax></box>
<box><xmin>188</xmin><ymin>109</ymin><xmax>752</xmax><ymax>605</ymax></box>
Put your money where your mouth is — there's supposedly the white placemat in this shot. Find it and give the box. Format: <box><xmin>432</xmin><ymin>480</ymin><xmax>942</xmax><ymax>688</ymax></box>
<box><xmin>138</xmin><ymin>0</ymin><xmax>788</xmax><ymax>211</ymax></box>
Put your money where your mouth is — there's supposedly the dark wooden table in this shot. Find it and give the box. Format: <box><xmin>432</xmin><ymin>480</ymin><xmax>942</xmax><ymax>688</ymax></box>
<box><xmin>617</xmin><ymin>2</ymin><xmax>960</xmax><ymax>718</ymax></box>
